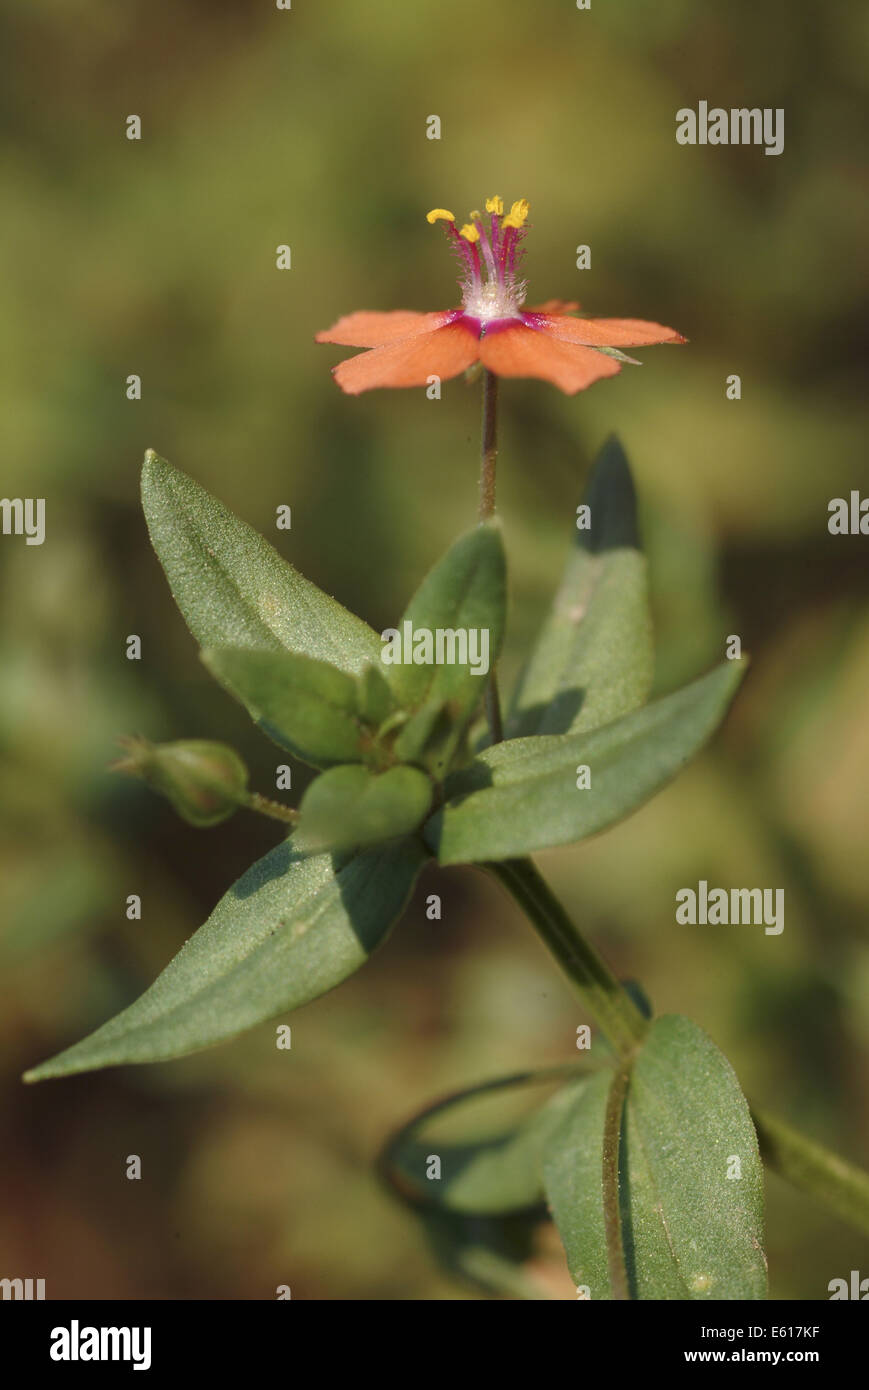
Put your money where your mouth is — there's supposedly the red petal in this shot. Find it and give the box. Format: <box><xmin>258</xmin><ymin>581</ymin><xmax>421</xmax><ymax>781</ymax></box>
<box><xmin>316</xmin><ymin>310</ymin><xmax>452</xmax><ymax>347</ymax></box>
<box><xmin>479</xmin><ymin>325</ymin><xmax>622</xmax><ymax>394</ymax></box>
<box><xmin>333</xmin><ymin>322</ymin><xmax>479</xmax><ymax>394</ymax></box>
<box><xmin>535</xmin><ymin>314</ymin><xmax>686</xmax><ymax>347</ymax></box>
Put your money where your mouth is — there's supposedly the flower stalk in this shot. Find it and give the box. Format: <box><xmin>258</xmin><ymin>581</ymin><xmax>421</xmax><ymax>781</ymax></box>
<box><xmin>478</xmin><ymin>368</ymin><xmax>498</xmax><ymax>523</ymax></box>
<box><xmin>476</xmin><ymin>373</ymin><xmax>644</xmax><ymax>1054</ymax></box>
<box><xmin>479</xmin><ymin>367</ymin><xmax>505</xmax><ymax>745</ymax></box>
<box><xmin>245</xmin><ymin>792</ymin><xmax>300</xmax><ymax>827</ymax></box>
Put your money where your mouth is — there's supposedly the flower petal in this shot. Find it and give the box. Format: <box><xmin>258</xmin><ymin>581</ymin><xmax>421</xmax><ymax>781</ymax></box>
<box><xmin>531</xmin><ymin>314</ymin><xmax>686</xmax><ymax>347</ymax></box>
<box><xmin>332</xmin><ymin>322</ymin><xmax>480</xmax><ymax>394</ymax></box>
<box><xmin>316</xmin><ymin>310</ymin><xmax>453</xmax><ymax>347</ymax></box>
<box><xmin>479</xmin><ymin>325</ymin><xmax>622</xmax><ymax>395</ymax></box>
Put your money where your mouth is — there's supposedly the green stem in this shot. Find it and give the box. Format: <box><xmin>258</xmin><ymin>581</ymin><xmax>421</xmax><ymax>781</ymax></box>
<box><xmin>245</xmin><ymin>792</ymin><xmax>299</xmax><ymax>826</ymax></box>
<box><xmin>478</xmin><ymin>369</ymin><xmax>498</xmax><ymax>523</ymax></box>
<box><xmin>487</xmin><ymin>857</ymin><xmax>648</xmax><ymax>1059</ymax></box>
<box><xmin>752</xmin><ymin>1107</ymin><xmax>869</xmax><ymax>1237</ymax></box>
<box><xmin>478</xmin><ymin>368</ymin><xmax>504</xmax><ymax>745</ymax></box>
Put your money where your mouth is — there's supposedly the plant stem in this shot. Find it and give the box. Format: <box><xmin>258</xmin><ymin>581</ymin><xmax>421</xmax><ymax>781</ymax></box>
<box><xmin>478</xmin><ymin>369</ymin><xmax>499</xmax><ymax>522</ymax></box>
<box><xmin>487</xmin><ymin>857</ymin><xmax>649</xmax><ymax>1059</ymax></box>
<box><xmin>752</xmin><ymin>1107</ymin><xmax>869</xmax><ymax>1237</ymax></box>
<box><xmin>245</xmin><ymin>792</ymin><xmax>299</xmax><ymax>826</ymax></box>
<box><xmin>478</xmin><ymin>368</ymin><xmax>504</xmax><ymax>744</ymax></box>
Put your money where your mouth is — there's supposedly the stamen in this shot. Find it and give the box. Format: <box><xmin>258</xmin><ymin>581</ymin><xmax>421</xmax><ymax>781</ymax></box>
<box><xmin>441</xmin><ymin>218</ymin><xmax>480</xmax><ymax>284</ymax></box>
<box><xmin>498</xmin><ymin>225</ymin><xmax>517</xmax><ymax>278</ymax></box>
<box><xmin>435</xmin><ymin>195</ymin><xmax>530</xmax><ymax>319</ymax></box>
<box><xmin>501</xmin><ymin>198</ymin><xmax>530</xmax><ymax>230</ymax></box>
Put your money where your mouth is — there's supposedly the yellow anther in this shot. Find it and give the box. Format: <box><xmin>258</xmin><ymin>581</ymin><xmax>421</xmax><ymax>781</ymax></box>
<box><xmin>469</xmin><ymin>210</ymin><xmax>482</xmax><ymax>222</ymax></box>
<box><xmin>460</xmin><ymin>223</ymin><xmax>480</xmax><ymax>243</ymax></box>
<box><xmin>501</xmin><ymin>198</ymin><xmax>530</xmax><ymax>230</ymax></box>
<box><xmin>485</xmin><ymin>196</ymin><xmax>504</xmax><ymax>215</ymax></box>
<box><xmin>426</xmin><ymin>208</ymin><xmax>455</xmax><ymax>224</ymax></box>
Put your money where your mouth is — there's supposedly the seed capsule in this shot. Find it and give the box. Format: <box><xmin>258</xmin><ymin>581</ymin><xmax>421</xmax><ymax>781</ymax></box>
<box><xmin>112</xmin><ymin>736</ymin><xmax>249</xmax><ymax>827</ymax></box>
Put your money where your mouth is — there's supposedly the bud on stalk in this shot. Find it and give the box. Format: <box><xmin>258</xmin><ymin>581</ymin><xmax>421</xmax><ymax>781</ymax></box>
<box><xmin>111</xmin><ymin>736</ymin><xmax>249</xmax><ymax>827</ymax></box>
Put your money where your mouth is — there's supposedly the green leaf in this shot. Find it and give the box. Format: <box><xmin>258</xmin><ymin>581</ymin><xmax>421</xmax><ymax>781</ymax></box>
<box><xmin>23</xmin><ymin>837</ymin><xmax>426</xmax><ymax>1079</ymax></box>
<box><xmin>356</xmin><ymin>662</ymin><xmax>395</xmax><ymax>727</ymax></box>
<box><xmin>202</xmin><ymin>647</ymin><xmax>367</xmax><ymax>767</ymax></box>
<box><xmin>297</xmin><ymin>764</ymin><xmax>433</xmax><ymax>853</ymax></box>
<box><xmin>543</xmin><ymin>1015</ymin><xmax>767</xmax><ymax>1300</ymax></box>
<box><xmin>392</xmin><ymin>698</ymin><xmax>449</xmax><ymax>764</ymax></box>
<box><xmin>386</xmin><ymin>1074</ymin><xmax>592</xmax><ymax>1217</ymax></box>
<box><xmin>385</xmin><ymin>522</ymin><xmax>507</xmax><ymax>729</ymax></box>
<box><xmin>141</xmin><ymin>451</ymin><xmax>380</xmax><ymax>674</ymax></box>
<box><xmin>425</xmin><ymin>661</ymin><xmax>744</xmax><ymax>864</ymax></box>
<box><xmin>508</xmin><ymin>437</ymin><xmax>653</xmax><ymax>738</ymax></box>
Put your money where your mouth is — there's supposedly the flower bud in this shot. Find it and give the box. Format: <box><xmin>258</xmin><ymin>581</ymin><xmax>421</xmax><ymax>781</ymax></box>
<box><xmin>111</xmin><ymin>736</ymin><xmax>249</xmax><ymax>827</ymax></box>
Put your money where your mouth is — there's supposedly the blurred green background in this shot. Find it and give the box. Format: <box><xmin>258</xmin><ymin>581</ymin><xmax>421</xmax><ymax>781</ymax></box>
<box><xmin>1</xmin><ymin>0</ymin><xmax>867</xmax><ymax>1299</ymax></box>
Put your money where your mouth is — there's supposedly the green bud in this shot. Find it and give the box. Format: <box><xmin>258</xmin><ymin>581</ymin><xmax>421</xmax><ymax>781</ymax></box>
<box><xmin>111</xmin><ymin>736</ymin><xmax>249</xmax><ymax>827</ymax></box>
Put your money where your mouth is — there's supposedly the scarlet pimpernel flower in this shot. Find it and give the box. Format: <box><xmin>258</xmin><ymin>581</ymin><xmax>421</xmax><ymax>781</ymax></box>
<box><xmin>316</xmin><ymin>196</ymin><xmax>685</xmax><ymax>395</ymax></box>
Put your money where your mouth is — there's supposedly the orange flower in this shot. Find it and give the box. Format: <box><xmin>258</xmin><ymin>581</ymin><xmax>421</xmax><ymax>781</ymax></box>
<box><xmin>316</xmin><ymin>197</ymin><xmax>686</xmax><ymax>395</ymax></box>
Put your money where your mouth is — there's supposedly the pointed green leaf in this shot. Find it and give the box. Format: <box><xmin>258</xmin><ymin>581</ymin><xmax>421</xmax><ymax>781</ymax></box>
<box><xmin>356</xmin><ymin>661</ymin><xmax>395</xmax><ymax>727</ymax></box>
<box><xmin>388</xmin><ymin>1075</ymin><xmax>592</xmax><ymax>1217</ymax></box>
<box><xmin>297</xmin><ymin>764</ymin><xmax>433</xmax><ymax>853</ymax></box>
<box><xmin>202</xmin><ymin>647</ymin><xmax>367</xmax><ymax>766</ymax></box>
<box><xmin>23</xmin><ymin>837</ymin><xmax>426</xmax><ymax>1079</ymax></box>
<box><xmin>385</xmin><ymin>522</ymin><xmax>507</xmax><ymax>727</ymax></box>
<box><xmin>141</xmin><ymin>451</ymin><xmax>380</xmax><ymax>673</ymax></box>
<box><xmin>543</xmin><ymin>1015</ymin><xmax>767</xmax><ymax>1300</ymax></box>
<box><xmin>508</xmin><ymin>437</ymin><xmax>653</xmax><ymax>738</ymax></box>
<box><xmin>425</xmin><ymin>661</ymin><xmax>745</xmax><ymax>864</ymax></box>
